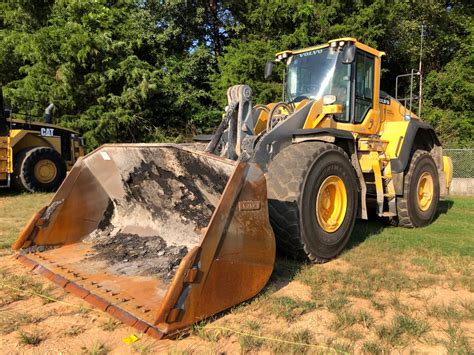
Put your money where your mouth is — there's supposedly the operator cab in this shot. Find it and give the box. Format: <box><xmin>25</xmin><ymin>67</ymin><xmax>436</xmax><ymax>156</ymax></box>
<box><xmin>265</xmin><ymin>38</ymin><xmax>385</xmax><ymax>133</ymax></box>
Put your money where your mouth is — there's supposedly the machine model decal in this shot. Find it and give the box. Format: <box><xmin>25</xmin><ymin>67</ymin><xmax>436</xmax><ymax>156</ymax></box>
<box><xmin>379</xmin><ymin>97</ymin><xmax>390</xmax><ymax>105</ymax></box>
<box><xmin>239</xmin><ymin>200</ymin><xmax>261</xmax><ymax>211</ymax></box>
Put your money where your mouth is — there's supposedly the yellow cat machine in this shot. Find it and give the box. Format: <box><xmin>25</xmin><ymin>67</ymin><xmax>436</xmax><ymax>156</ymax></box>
<box><xmin>0</xmin><ymin>88</ymin><xmax>84</xmax><ymax>192</ymax></box>
<box><xmin>13</xmin><ymin>38</ymin><xmax>452</xmax><ymax>338</ymax></box>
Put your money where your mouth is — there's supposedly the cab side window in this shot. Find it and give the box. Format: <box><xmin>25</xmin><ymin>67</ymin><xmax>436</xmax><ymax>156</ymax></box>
<box><xmin>354</xmin><ymin>52</ymin><xmax>374</xmax><ymax>123</ymax></box>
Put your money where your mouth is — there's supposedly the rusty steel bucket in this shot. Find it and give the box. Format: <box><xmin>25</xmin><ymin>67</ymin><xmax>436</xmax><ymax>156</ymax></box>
<box><xmin>12</xmin><ymin>144</ymin><xmax>275</xmax><ymax>338</ymax></box>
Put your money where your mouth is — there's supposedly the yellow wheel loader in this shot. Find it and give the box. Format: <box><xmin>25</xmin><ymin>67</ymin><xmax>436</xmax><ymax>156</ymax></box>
<box><xmin>0</xmin><ymin>88</ymin><xmax>84</xmax><ymax>192</ymax></box>
<box><xmin>12</xmin><ymin>38</ymin><xmax>453</xmax><ymax>338</ymax></box>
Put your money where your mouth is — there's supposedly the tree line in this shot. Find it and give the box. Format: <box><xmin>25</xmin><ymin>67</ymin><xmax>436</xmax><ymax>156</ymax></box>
<box><xmin>1</xmin><ymin>0</ymin><xmax>472</xmax><ymax>149</ymax></box>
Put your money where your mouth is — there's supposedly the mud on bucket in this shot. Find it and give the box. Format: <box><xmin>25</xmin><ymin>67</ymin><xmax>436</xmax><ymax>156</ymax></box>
<box><xmin>13</xmin><ymin>144</ymin><xmax>275</xmax><ymax>338</ymax></box>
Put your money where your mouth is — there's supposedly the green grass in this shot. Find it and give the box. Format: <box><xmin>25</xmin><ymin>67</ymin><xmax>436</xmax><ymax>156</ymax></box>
<box><xmin>245</xmin><ymin>319</ymin><xmax>261</xmax><ymax>331</ymax></box>
<box><xmin>270</xmin><ymin>296</ymin><xmax>317</xmax><ymax>321</ymax></box>
<box><xmin>361</xmin><ymin>341</ymin><xmax>386</xmax><ymax>354</ymax></box>
<box><xmin>428</xmin><ymin>303</ymin><xmax>463</xmax><ymax>321</ymax></box>
<box><xmin>0</xmin><ymin>191</ymin><xmax>52</xmax><ymax>249</ymax></box>
<box><xmin>18</xmin><ymin>330</ymin><xmax>43</xmax><ymax>346</ymax></box>
<box><xmin>1</xmin><ymin>191</ymin><xmax>473</xmax><ymax>353</ymax></box>
<box><xmin>346</xmin><ymin>198</ymin><xmax>474</xmax><ymax>258</ymax></box>
<box><xmin>376</xmin><ymin>314</ymin><xmax>430</xmax><ymax>346</ymax></box>
<box><xmin>443</xmin><ymin>322</ymin><xmax>472</xmax><ymax>354</ymax></box>
<box><xmin>331</xmin><ymin>310</ymin><xmax>374</xmax><ymax>331</ymax></box>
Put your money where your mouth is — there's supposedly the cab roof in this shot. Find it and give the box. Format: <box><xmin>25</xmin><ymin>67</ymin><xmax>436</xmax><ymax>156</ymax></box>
<box><xmin>275</xmin><ymin>38</ymin><xmax>385</xmax><ymax>59</ymax></box>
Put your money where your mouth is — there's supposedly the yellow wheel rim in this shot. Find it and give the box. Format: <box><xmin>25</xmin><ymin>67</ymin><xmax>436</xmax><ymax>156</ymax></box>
<box><xmin>417</xmin><ymin>171</ymin><xmax>434</xmax><ymax>211</ymax></box>
<box><xmin>316</xmin><ymin>175</ymin><xmax>347</xmax><ymax>233</ymax></box>
<box><xmin>34</xmin><ymin>159</ymin><xmax>57</xmax><ymax>184</ymax></box>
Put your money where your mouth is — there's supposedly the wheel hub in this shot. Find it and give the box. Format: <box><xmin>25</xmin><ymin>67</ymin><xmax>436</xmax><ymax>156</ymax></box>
<box><xmin>34</xmin><ymin>159</ymin><xmax>57</xmax><ymax>184</ymax></box>
<box><xmin>315</xmin><ymin>175</ymin><xmax>347</xmax><ymax>233</ymax></box>
<box><xmin>416</xmin><ymin>171</ymin><xmax>433</xmax><ymax>211</ymax></box>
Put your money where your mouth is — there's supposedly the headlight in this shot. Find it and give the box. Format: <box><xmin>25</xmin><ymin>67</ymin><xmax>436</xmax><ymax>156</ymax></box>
<box><xmin>323</xmin><ymin>95</ymin><xmax>337</xmax><ymax>105</ymax></box>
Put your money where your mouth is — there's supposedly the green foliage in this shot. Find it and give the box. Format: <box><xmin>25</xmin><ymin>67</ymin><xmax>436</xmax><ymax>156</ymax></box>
<box><xmin>423</xmin><ymin>25</ymin><xmax>474</xmax><ymax>147</ymax></box>
<box><xmin>212</xmin><ymin>37</ymin><xmax>282</xmax><ymax>106</ymax></box>
<box><xmin>1</xmin><ymin>1</ymin><xmax>472</xmax><ymax>148</ymax></box>
<box><xmin>1</xmin><ymin>0</ymin><xmax>219</xmax><ymax>150</ymax></box>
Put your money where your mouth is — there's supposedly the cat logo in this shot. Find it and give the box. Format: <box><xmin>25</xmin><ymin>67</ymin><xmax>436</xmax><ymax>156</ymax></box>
<box><xmin>40</xmin><ymin>128</ymin><xmax>55</xmax><ymax>137</ymax></box>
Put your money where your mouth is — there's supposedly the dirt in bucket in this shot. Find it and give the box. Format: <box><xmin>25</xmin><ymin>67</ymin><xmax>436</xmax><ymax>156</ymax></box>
<box><xmin>85</xmin><ymin>147</ymin><xmax>232</xmax><ymax>281</ymax></box>
<box><xmin>123</xmin><ymin>148</ymin><xmax>229</xmax><ymax>228</ymax></box>
<box><xmin>90</xmin><ymin>232</ymin><xmax>188</xmax><ymax>282</ymax></box>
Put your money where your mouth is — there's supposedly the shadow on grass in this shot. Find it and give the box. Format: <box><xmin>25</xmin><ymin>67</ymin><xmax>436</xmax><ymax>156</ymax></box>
<box><xmin>436</xmin><ymin>199</ymin><xmax>454</xmax><ymax>218</ymax></box>
<box><xmin>347</xmin><ymin>199</ymin><xmax>454</xmax><ymax>250</ymax></box>
<box><xmin>267</xmin><ymin>199</ymin><xmax>455</xmax><ymax>290</ymax></box>
<box><xmin>173</xmin><ymin>200</ymin><xmax>459</xmax><ymax>340</ymax></box>
<box><xmin>0</xmin><ymin>188</ymin><xmax>24</xmax><ymax>198</ymax></box>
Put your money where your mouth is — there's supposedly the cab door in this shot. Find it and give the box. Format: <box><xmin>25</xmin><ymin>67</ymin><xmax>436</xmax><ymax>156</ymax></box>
<box><xmin>353</xmin><ymin>51</ymin><xmax>375</xmax><ymax>124</ymax></box>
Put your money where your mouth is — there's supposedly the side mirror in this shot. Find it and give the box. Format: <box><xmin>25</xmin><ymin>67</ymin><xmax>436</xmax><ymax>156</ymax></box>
<box><xmin>342</xmin><ymin>45</ymin><xmax>356</xmax><ymax>64</ymax></box>
<box><xmin>264</xmin><ymin>61</ymin><xmax>275</xmax><ymax>80</ymax></box>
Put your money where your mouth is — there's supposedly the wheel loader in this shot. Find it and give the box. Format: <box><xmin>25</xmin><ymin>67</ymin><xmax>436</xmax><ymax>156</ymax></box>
<box><xmin>0</xmin><ymin>87</ymin><xmax>84</xmax><ymax>192</ymax></box>
<box><xmin>12</xmin><ymin>38</ymin><xmax>453</xmax><ymax>338</ymax></box>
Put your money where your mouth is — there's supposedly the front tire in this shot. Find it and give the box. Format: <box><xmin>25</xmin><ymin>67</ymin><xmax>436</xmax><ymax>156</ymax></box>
<box><xmin>267</xmin><ymin>142</ymin><xmax>359</xmax><ymax>263</ymax></box>
<box><xmin>13</xmin><ymin>147</ymin><xmax>67</xmax><ymax>193</ymax></box>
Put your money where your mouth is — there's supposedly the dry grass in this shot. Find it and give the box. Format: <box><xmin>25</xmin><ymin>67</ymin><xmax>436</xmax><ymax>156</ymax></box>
<box><xmin>204</xmin><ymin>198</ymin><xmax>474</xmax><ymax>353</ymax></box>
<box><xmin>18</xmin><ymin>329</ymin><xmax>43</xmax><ymax>346</ymax></box>
<box><xmin>0</xmin><ymin>191</ymin><xmax>52</xmax><ymax>248</ymax></box>
<box><xmin>100</xmin><ymin>318</ymin><xmax>120</xmax><ymax>332</ymax></box>
<box><xmin>0</xmin><ymin>191</ymin><xmax>472</xmax><ymax>353</ymax></box>
<box><xmin>269</xmin><ymin>296</ymin><xmax>317</xmax><ymax>320</ymax></box>
<box><xmin>0</xmin><ymin>312</ymin><xmax>43</xmax><ymax>335</ymax></box>
<box><xmin>64</xmin><ymin>324</ymin><xmax>85</xmax><ymax>337</ymax></box>
<box><xmin>81</xmin><ymin>341</ymin><xmax>109</xmax><ymax>355</ymax></box>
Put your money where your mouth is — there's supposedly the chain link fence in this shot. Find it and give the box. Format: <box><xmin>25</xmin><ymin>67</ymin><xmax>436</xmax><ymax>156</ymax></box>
<box><xmin>444</xmin><ymin>149</ymin><xmax>474</xmax><ymax>178</ymax></box>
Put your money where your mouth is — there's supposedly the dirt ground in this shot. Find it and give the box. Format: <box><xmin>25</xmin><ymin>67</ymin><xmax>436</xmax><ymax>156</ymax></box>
<box><xmin>1</xmin><ymin>250</ymin><xmax>472</xmax><ymax>354</ymax></box>
<box><xmin>0</xmin><ymin>193</ymin><xmax>473</xmax><ymax>354</ymax></box>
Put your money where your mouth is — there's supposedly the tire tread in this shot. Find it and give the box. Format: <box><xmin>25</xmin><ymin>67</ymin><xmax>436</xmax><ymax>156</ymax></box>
<box><xmin>266</xmin><ymin>142</ymin><xmax>351</xmax><ymax>263</ymax></box>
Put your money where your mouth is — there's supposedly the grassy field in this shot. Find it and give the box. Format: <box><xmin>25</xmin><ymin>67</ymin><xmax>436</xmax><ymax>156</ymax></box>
<box><xmin>0</xmin><ymin>191</ymin><xmax>52</xmax><ymax>249</ymax></box>
<box><xmin>0</xmin><ymin>191</ymin><xmax>472</xmax><ymax>353</ymax></box>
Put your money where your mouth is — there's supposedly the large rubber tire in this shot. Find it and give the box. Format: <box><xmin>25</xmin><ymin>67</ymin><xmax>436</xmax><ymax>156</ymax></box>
<box><xmin>13</xmin><ymin>147</ymin><xmax>67</xmax><ymax>193</ymax></box>
<box><xmin>397</xmin><ymin>150</ymin><xmax>439</xmax><ymax>227</ymax></box>
<box><xmin>266</xmin><ymin>142</ymin><xmax>359</xmax><ymax>263</ymax></box>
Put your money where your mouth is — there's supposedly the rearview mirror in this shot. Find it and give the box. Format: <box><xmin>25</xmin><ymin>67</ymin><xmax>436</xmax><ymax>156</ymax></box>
<box><xmin>264</xmin><ymin>61</ymin><xmax>275</xmax><ymax>80</ymax></box>
<box><xmin>342</xmin><ymin>45</ymin><xmax>356</xmax><ymax>64</ymax></box>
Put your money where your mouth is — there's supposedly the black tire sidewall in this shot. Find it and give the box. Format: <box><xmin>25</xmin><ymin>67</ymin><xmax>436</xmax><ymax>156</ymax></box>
<box><xmin>407</xmin><ymin>155</ymin><xmax>439</xmax><ymax>226</ymax></box>
<box><xmin>17</xmin><ymin>148</ymin><xmax>66</xmax><ymax>192</ymax></box>
<box><xmin>299</xmin><ymin>150</ymin><xmax>358</xmax><ymax>259</ymax></box>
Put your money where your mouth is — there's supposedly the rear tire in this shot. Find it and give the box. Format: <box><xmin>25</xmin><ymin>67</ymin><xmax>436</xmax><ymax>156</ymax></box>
<box><xmin>397</xmin><ymin>150</ymin><xmax>439</xmax><ymax>227</ymax></box>
<box><xmin>266</xmin><ymin>142</ymin><xmax>358</xmax><ymax>263</ymax></box>
<box><xmin>13</xmin><ymin>147</ymin><xmax>67</xmax><ymax>193</ymax></box>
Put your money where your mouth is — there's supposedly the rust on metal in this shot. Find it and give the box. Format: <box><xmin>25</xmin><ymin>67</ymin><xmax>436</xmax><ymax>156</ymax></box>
<box><xmin>13</xmin><ymin>144</ymin><xmax>275</xmax><ymax>338</ymax></box>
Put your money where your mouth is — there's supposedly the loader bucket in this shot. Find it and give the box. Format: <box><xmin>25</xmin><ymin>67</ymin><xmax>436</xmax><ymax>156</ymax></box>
<box><xmin>13</xmin><ymin>144</ymin><xmax>275</xmax><ymax>338</ymax></box>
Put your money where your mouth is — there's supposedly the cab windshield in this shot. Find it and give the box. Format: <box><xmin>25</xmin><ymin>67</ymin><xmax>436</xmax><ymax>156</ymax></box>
<box><xmin>286</xmin><ymin>47</ymin><xmax>351</xmax><ymax>122</ymax></box>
